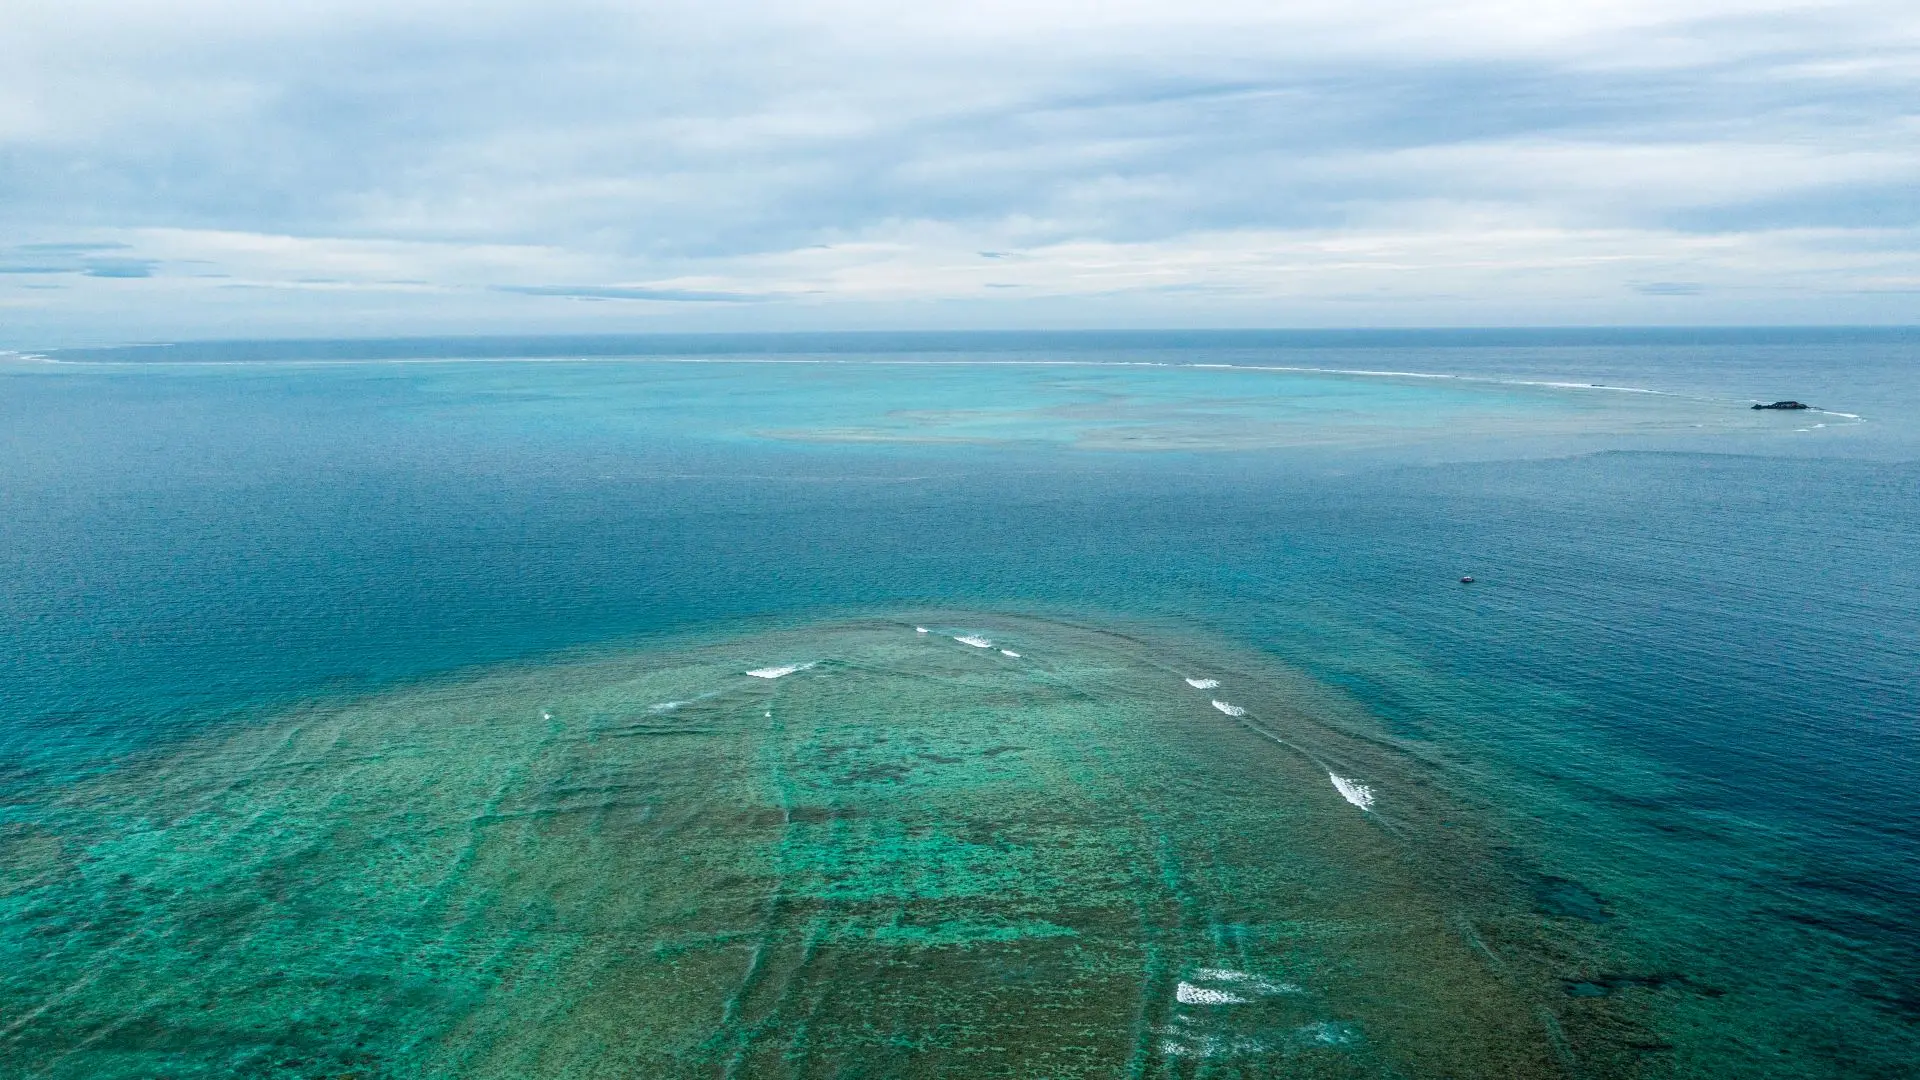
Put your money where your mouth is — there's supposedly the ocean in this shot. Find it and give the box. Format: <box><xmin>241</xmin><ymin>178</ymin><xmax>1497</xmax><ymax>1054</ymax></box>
<box><xmin>1</xmin><ymin>330</ymin><xmax>1915</xmax><ymax>1077</ymax></box>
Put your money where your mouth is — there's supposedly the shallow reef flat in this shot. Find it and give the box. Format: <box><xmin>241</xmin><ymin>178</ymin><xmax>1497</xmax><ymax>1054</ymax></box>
<box><xmin>1</xmin><ymin>613</ymin><xmax>1652</xmax><ymax>1078</ymax></box>
<box><xmin>749</xmin><ymin>367</ymin><xmax>1817</xmax><ymax>453</ymax></box>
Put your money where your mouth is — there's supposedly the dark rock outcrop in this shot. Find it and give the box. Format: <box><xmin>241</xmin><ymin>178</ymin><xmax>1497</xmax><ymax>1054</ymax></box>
<box><xmin>1751</xmin><ymin>401</ymin><xmax>1811</xmax><ymax>410</ymax></box>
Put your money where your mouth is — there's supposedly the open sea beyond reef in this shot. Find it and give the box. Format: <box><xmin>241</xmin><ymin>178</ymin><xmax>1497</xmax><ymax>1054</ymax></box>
<box><xmin>1</xmin><ymin>329</ymin><xmax>1916</xmax><ymax>1079</ymax></box>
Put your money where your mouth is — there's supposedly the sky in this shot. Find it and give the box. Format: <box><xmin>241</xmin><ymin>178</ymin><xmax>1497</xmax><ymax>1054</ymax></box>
<box><xmin>2</xmin><ymin>0</ymin><xmax>1917</xmax><ymax>343</ymax></box>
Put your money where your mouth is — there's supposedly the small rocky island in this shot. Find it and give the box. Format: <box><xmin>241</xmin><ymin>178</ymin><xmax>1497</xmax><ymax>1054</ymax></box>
<box><xmin>1751</xmin><ymin>401</ymin><xmax>1811</xmax><ymax>410</ymax></box>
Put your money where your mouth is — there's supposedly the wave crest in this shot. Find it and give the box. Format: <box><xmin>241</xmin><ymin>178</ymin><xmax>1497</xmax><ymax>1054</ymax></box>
<box><xmin>1329</xmin><ymin>773</ymin><xmax>1374</xmax><ymax>810</ymax></box>
<box><xmin>746</xmin><ymin>662</ymin><xmax>816</xmax><ymax>679</ymax></box>
<box><xmin>1176</xmin><ymin>982</ymin><xmax>1249</xmax><ymax>1005</ymax></box>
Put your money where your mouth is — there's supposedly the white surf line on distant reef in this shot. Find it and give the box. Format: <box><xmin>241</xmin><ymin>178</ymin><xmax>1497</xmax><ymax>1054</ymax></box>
<box><xmin>1210</xmin><ymin>700</ymin><xmax>1247</xmax><ymax>717</ymax></box>
<box><xmin>954</xmin><ymin>634</ymin><xmax>993</xmax><ymax>648</ymax></box>
<box><xmin>1329</xmin><ymin>773</ymin><xmax>1375</xmax><ymax>811</ymax></box>
<box><xmin>1185</xmin><ymin>677</ymin><xmax>1219</xmax><ymax>689</ymax></box>
<box><xmin>1193</xmin><ymin>366</ymin><xmax>1862</xmax><ymax>423</ymax></box>
<box><xmin>1185</xmin><ymin>361</ymin><xmax>1684</xmax><ymax>398</ymax></box>
<box><xmin>745</xmin><ymin>662</ymin><xmax>816</xmax><ymax>679</ymax></box>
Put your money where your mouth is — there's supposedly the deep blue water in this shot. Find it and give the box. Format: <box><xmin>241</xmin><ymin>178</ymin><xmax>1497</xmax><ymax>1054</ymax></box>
<box><xmin>3</xmin><ymin>330</ymin><xmax>1917</xmax><ymax>1073</ymax></box>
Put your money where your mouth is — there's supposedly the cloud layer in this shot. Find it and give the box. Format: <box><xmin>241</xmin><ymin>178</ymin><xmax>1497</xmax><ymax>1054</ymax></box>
<box><xmin>3</xmin><ymin>0</ymin><xmax>1917</xmax><ymax>341</ymax></box>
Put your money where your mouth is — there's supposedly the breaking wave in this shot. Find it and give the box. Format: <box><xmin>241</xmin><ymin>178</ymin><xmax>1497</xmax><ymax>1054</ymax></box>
<box><xmin>1211</xmin><ymin>700</ymin><xmax>1246</xmax><ymax>717</ymax></box>
<box><xmin>746</xmin><ymin>662</ymin><xmax>816</xmax><ymax>679</ymax></box>
<box><xmin>1185</xmin><ymin>677</ymin><xmax>1219</xmax><ymax>689</ymax></box>
<box><xmin>1191</xmin><ymin>969</ymin><xmax>1302</xmax><ymax>995</ymax></box>
<box><xmin>1329</xmin><ymin>773</ymin><xmax>1374</xmax><ymax>810</ymax></box>
<box><xmin>1176</xmin><ymin>982</ymin><xmax>1249</xmax><ymax>1005</ymax></box>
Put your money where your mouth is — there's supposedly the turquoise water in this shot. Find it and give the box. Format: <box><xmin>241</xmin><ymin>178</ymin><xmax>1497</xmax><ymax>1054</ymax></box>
<box><xmin>1</xmin><ymin>331</ymin><xmax>1916</xmax><ymax>1077</ymax></box>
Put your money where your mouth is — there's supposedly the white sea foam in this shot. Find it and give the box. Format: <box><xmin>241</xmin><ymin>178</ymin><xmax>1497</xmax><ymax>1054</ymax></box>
<box><xmin>746</xmin><ymin>662</ymin><xmax>815</xmax><ymax>679</ymax></box>
<box><xmin>1211</xmin><ymin>700</ymin><xmax>1246</xmax><ymax>717</ymax></box>
<box><xmin>1329</xmin><ymin>773</ymin><xmax>1375</xmax><ymax>811</ymax></box>
<box><xmin>1160</xmin><ymin>1033</ymin><xmax>1267</xmax><ymax>1060</ymax></box>
<box><xmin>648</xmin><ymin>700</ymin><xmax>690</xmax><ymax>713</ymax></box>
<box><xmin>1190</xmin><ymin>361</ymin><xmax>1675</xmax><ymax>396</ymax></box>
<box><xmin>999</xmin><ymin>649</ymin><xmax>1021</xmax><ymax>657</ymax></box>
<box><xmin>915</xmin><ymin>626</ymin><xmax>928</xmax><ymax>633</ymax></box>
<box><xmin>1191</xmin><ymin>968</ymin><xmax>1303</xmax><ymax>995</ymax></box>
<box><xmin>955</xmin><ymin>634</ymin><xmax>993</xmax><ymax>648</ymax></box>
<box><xmin>1299</xmin><ymin>1020</ymin><xmax>1360</xmax><ymax>1046</ymax></box>
<box><xmin>1185</xmin><ymin>678</ymin><xmax>1220</xmax><ymax>689</ymax></box>
<box><xmin>540</xmin><ymin>711</ymin><xmax>552</xmax><ymax>721</ymax></box>
<box><xmin>1176</xmin><ymin>982</ymin><xmax>1249</xmax><ymax>1005</ymax></box>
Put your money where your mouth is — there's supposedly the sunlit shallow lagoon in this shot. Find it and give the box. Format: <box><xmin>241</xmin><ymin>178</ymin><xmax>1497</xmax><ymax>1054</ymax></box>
<box><xmin>1</xmin><ymin>331</ymin><xmax>1916</xmax><ymax>1078</ymax></box>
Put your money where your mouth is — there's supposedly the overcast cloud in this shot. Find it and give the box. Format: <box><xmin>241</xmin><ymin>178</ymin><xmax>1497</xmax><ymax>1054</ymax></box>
<box><xmin>3</xmin><ymin>0</ymin><xmax>1917</xmax><ymax>342</ymax></box>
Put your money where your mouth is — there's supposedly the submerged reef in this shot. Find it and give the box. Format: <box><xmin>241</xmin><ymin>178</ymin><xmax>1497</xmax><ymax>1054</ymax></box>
<box><xmin>0</xmin><ymin>614</ymin><xmax>1663</xmax><ymax>1077</ymax></box>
